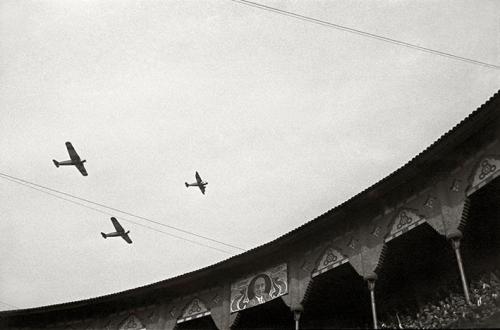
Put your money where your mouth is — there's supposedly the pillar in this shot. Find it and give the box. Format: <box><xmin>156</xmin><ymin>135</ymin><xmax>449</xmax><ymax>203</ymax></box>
<box><xmin>281</xmin><ymin>255</ymin><xmax>312</xmax><ymax>329</ymax></box>
<box><xmin>364</xmin><ymin>273</ymin><xmax>378</xmax><ymax>329</ymax></box>
<box><xmin>210</xmin><ymin>283</ymin><xmax>238</xmax><ymax>330</ymax></box>
<box><xmin>448</xmin><ymin>231</ymin><xmax>472</xmax><ymax>305</ymax></box>
<box><xmin>292</xmin><ymin>304</ymin><xmax>303</xmax><ymax>330</ymax></box>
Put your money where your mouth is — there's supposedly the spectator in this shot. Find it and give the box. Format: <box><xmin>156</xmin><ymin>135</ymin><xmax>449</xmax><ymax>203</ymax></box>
<box><xmin>380</xmin><ymin>269</ymin><xmax>500</xmax><ymax>329</ymax></box>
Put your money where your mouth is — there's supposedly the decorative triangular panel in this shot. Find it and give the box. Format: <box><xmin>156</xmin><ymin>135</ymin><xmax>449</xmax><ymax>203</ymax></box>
<box><xmin>468</xmin><ymin>156</ymin><xmax>500</xmax><ymax>195</ymax></box>
<box><xmin>177</xmin><ymin>298</ymin><xmax>211</xmax><ymax>323</ymax></box>
<box><xmin>385</xmin><ymin>209</ymin><xmax>426</xmax><ymax>242</ymax></box>
<box><xmin>312</xmin><ymin>246</ymin><xmax>347</xmax><ymax>277</ymax></box>
<box><xmin>118</xmin><ymin>314</ymin><xmax>144</xmax><ymax>330</ymax></box>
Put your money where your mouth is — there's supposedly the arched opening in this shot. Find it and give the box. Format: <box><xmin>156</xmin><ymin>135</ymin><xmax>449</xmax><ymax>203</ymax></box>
<box><xmin>447</xmin><ymin>176</ymin><xmax>500</xmax><ymax>327</ymax></box>
<box><xmin>461</xmin><ymin>176</ymin><xmax>500</xmax><ymax>278</ymax></box>
<box><xmin>301</xmin><ymin>262</ymin><xmax>371</xmax><ymax>329</ymax></box>
<box><xmin>376</xmin><ymin>222</ymin><xmax>456</xmax><ymax>325</ymax></box>
<box><xmin>231</xmin><ymin>296</ymin><xmax>293</xmax><ymax>329</ymax></box>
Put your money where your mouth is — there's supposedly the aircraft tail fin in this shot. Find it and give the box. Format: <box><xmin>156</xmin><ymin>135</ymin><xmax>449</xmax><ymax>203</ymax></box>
<box><xmin>52</xmin><ymin>160</ymin><xmax>59</xmax><ymax>168</ymax></box>
<box><xmin>101</xmin><ymin>232</ymin><xmax>107</xmax><ymax>239</ymax></box>
<box><xmin>185</xmin><ymin>182</ymin><xmax>189</xmax><ymax>188</ymax></box>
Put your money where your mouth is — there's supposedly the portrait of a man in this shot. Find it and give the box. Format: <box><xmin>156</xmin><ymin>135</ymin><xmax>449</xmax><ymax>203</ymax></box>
<box><xmin>246</xmin><ymin>274</ymin><xmax>272</xmax><ymax>307</ymax></box>
<box><xmin>230</xmin><ymin>263</ymin><xmax>288</xmax><ymax>312</ymax></box>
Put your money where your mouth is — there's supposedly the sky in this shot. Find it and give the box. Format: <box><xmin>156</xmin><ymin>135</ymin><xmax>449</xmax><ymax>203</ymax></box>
<box><xmin>0</xmin><ymin>0</ymin><xmax>499</xmax><ymax>311</ymax></box>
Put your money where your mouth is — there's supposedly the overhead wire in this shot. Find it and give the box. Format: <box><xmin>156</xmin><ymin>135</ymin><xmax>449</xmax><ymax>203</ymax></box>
<box><xmin>0</xmin><ymin>174</ymin><xmax>236</xmax><ymax>255</ymax></box>
<box><xmin>0</xmin><ymin>171</ymin><xmax>245</xmax><ymax>251</ymax></box>
<box><xmin>230</xmin><ymin>0</ymin><xmax>500</xmax><ymax>70</ymax></box>
<box><xmin>0</xmin><ymin>172</ymin><xmax>243</xmax><ymax>254</ymax></box>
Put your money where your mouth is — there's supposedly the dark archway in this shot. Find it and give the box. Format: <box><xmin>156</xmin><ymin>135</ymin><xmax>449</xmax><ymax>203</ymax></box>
<box><xmin>231</xmin><ymin>296</ymin><xmax>293</xmax><ymax>329</ymax></box>
<box><xmin>461</xmin><ymin>176</ymin><xmax>500</xmax><ymax>280</ymax></box>
<box><xmin>301</xmin><ymin>262</ymin><xmax>371</xmax><ymax>329</ymax></box>
<box><xmin>376</xmin><ymin>222</ymin><xmax>456</xmax><ymax>321</ymax></box>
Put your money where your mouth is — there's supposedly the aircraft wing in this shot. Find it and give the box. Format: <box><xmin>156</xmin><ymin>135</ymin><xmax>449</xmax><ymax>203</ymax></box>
<box><xmin>121</xmin><ymin>233</ymin><xmax>133</xmax><ymax>244</ymax></box>
<box><xmin>199</xmin><ymin>184</ymin><xmax>206</xmax><ymax>195</ymax></box>
<box><xmin>75</xmin><ymin>163</ymin><xmax>88</xmax><ymax>176</ymax></box>
<box><xmin>65</xmin><ymin>142</ymin><xmax>81</xmax><ymax>161</ymax></box>
<box><xmin>110</xmin><ymin>217</ymin><xmax>125</xmax><ymax>233</ymax></box>
<box><xmin>195</xmin><ymin>171</ymin><xmax>203</xmax><ymax>185</ymax></box>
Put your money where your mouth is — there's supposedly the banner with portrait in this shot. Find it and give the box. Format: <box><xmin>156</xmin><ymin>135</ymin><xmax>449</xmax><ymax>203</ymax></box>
<box><xmin>230</xmin><ymin>263</ymin><xmax>288</xmax><ymax>313</ymax></box>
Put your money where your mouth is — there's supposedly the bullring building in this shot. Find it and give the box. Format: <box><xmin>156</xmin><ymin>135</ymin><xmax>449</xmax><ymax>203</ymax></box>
<box><xmin>1</xmin><ymin>90</ymin><xmax>500</xmax><ymax>329</ymax></box>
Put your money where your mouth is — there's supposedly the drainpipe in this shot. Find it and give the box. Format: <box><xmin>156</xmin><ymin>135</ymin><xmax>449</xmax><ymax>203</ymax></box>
<box><xmin>447</xmin><ymin>230</ymin><xmax>472</xmax><ymax>305</ymax></box>
<box><xmin>365</xmin><ymin>273</ymin><xmax>378</xmax><ymax>329</ymax></box>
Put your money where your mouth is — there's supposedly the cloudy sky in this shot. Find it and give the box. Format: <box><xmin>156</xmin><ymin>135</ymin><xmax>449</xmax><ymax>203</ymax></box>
<box><xmin>0</xmin><ymin>0</ymin><xmax>499</xmax><ymax>311</ymax></box>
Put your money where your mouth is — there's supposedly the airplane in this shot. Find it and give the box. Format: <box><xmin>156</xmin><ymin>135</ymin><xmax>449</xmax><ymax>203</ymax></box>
<box><xmin>185</xmin><ymin>171</ymin><xmax>208</xmax><ymax>195</ymax></box>
<box><xmin>53</xmin><ymin>142</ymin><xmax>88</xmax><ymax>176</ymax></box>
<box><xmin>101</xmin><ymin>217</ymin><xmax>132</xmax><ymax>244</ymax></box>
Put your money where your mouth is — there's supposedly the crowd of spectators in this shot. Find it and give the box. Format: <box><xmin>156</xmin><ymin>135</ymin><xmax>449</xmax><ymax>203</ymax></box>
<box><xmin>380</xmin><ymin>270</ymin><xmax>500</xmax><ymax>329</ymax></box>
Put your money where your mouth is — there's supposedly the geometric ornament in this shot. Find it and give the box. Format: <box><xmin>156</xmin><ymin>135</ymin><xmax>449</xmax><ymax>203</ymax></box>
<box><xmin>300</xmin><ymin>257</ymin><xmax>314</xmax><ymax>273</ymax></box>
<box><xmin>348</xmin><ymin>237</ymin><xmax>357</xmax><ymax>250</ymax></box>
<box><xmin>371</xmin><ymin>225</ymin><xmax>382</xmax><ymax>237</ymax></box>
<box><xmin>177</xmin><ymin>298</ymin><xmax>211</xmax><ymax>324</ymax></box>
<box><xmin>148</xmin><ymin>309</ymin><xmax>158</xmax><ymax>322</ymax></box>
<box><xmin>468</xmin><ymin>156</ymin><xmax>500</xmax><ymax>195</ymax></box>
<box><xmin>450</xmin><ymin>179</ymin><xmax>462</xmax><ymax>192</ymax></box>
<box><xmin>212</xmin><ymin>293</ymin><xmax>221</xmax><ymax>305</ymax></box>
<box><xmin>385</xmin><ymin>209</ymin><xmax>426</xmax><ymax>242</ymax></box>
<box><xmin>312</xmin><ymin>246</ymin><xmax>347</xmax><ymax>278</ymax></box>
<box><xmin>169</xmin><ymin>306</ymin><xmax>177</xmax><ymax>318</ymax></box>
<box><xmin>118</xmin><ymin>314</ymin><xmax>145</xmax><ymax>330</ymax></box>
<box><xmin>424</xmin><ymin>195</ymin><xmax>436</xmax><ymax>209</ymax></box>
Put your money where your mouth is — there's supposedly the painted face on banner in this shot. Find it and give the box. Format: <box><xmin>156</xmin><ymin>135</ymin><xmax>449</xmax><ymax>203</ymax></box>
<box><xmin>230</xmin><ymin>264</ymin><xmax>288</xmax><ymax>313</ymax></box>
<box><xmin>254</xmin><ymin>277</ymin><xmax>266</xmax><ymax>297</ymax></box>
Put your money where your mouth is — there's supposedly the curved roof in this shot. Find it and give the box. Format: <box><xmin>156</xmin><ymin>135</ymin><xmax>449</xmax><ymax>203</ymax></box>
<box><xmin>2</xmin><ymin>89</ymin><xmax>499</xmax><ymax>317</ymax></box>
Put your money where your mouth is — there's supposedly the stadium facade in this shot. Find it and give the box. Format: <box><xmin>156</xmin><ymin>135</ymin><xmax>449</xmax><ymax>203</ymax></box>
<box><xmin>1</xmin><ymin>90</ymin><xmax>500</xmax><ymax>329</ymax></box>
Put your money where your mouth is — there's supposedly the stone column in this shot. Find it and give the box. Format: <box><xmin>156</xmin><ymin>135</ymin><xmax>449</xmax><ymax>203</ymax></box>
<box><xmin>210</xmin><ymin>284</ymin><xmax>238</xmax><ymax>330</ymax></box>
<box><xmin>448</xmin><ymin>231</ymin><xmax>472</xmax><ymax>305</ymax></box>
<box><xmin>281</xmin><ymin>256</ymin><xmax>312</xmax><ymax>329</ymax></box>
<box><xmin>365</xmin><ymin>273</ymin><xmax>378</xmax><ymax>329</ymax></box>
<box><xmin>292</xmin><ymin>304</ymin><xmax>303</xmax><ymax>330</ymax></box>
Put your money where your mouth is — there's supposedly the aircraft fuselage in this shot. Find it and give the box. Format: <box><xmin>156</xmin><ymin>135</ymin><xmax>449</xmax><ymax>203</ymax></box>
<box><xmin>101</xmin><ymin>230</ymin><xmax>130</xmax><ymax>238</ymax></box>
<box><xmin>186</xmin><ymin>182</ymin><xmax>207</xmax><ymax>187</ymax></box>
<box><xmin>56</xmin><ymin>159</ymin><xmax>86</xmax><ymax>166</ymax></box>
<box><xmin>103</xmin><ymin>231</ymin><xmax>122</xmax><ymax>238</ymax></box>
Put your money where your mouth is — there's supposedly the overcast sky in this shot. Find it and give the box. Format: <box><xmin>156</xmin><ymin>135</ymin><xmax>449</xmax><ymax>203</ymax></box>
<box><xmin>0</xmin><ymin>0</ymin><xmax>499</xmax><ymax>311</ymax></box>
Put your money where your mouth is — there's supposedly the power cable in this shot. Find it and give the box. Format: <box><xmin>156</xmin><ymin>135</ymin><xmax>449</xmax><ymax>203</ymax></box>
<box><xmin>0</xmin><ymin>172</ymin><xmax>245</xmax><ymax>251</ymax></box>
<box><xmin>230</xmin><ymin>0</ymin><xmax>500</xmax><ymax>70</ymax></box>
<box><xmin>0</xmin><ymin>173</ymin><xmax>243</xmax><ymax>254</ymax></box>
<box><xmin>0</xmin><ymin>174</ymin><xmax>235</xmax><ymax>254</ymax></box>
